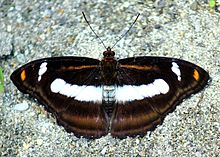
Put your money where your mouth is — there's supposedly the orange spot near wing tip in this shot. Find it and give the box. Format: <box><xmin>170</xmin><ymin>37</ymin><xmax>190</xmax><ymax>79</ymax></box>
<box><xmin>193</xmin><ymin>69</ymin><xmax>200</xmax><ymax>81</ymax></box>
<box><xmin>20</xmin><ymin>70</ymin><xmax>26</xmax><ymax>81</ymax></box>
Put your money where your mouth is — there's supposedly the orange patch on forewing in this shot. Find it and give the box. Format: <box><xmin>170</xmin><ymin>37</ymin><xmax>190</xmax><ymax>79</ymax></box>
<box><xmin>193</xmin><ymin>69</ymin><xmax>200</xmax><ymax>81</ymax></box>
<box><xmin>20</xmin><ymin>70</ymin><xmax>26</xmax><ymax>81</ymax></box>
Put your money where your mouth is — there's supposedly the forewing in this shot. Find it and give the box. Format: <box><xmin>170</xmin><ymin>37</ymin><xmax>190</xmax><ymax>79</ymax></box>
<box><xmin>11</xmin><ymin>57</ymin><xmax>108</xmax><ymax>138</ymax></box>
<box><xmin>111</xmin><ymin>56</ymin><xmax>209</xmax><ymax>138</ymax></box>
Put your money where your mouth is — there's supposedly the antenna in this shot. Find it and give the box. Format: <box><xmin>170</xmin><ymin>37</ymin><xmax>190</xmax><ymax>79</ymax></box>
<box><xmin>82</xmin><ymin>12</ymin><xmax>140</xmax><ymax>50</ymax></box>
<box><xmin>111</xmin><ymin>13</ymin><xmax>140</xmax><ymax>49</ymax></box>
<box><xmin>82</xmin><ymin>12</ymin><xmax>107</xmax><ymax>49</ymax></box>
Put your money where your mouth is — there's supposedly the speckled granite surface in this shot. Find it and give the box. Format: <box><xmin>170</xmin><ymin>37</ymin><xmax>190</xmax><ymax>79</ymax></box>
<box><xmin>0</xmin><ymin>0</ymin><xmax>219</xmax><ymax>156</ymax></box>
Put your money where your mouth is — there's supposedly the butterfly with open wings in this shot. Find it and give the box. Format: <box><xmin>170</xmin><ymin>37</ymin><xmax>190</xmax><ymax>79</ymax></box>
<box><xmin>11</xmin><ymin>13</ymin><xmax>209</xmax><ymax>139</ymax></box>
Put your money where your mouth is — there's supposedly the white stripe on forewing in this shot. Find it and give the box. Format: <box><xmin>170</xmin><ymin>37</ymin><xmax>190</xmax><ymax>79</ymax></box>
<box><xmin>50</xmin><ymin>78</ymin><xmax>102</xmax><ymax>101</ymax></box>
<box><xmin>115</xmin><ymin>79</ymin><xmax>169</xmax><ymax>102</ymax></box>
<box><xmin>171</xmin><ymin>62</ymin><xmax>181</xmax><ymax>81</ymax></box>
<box><xmin>50</xmin><ymin>78</ymin><xmax>169</xmax><ymax>102</ymax></box>
<box><xmin>38</xmin><ymin>62</ymin><xmax>48</xmax><ymax>81</ymax></box>
<box><xmin>74</xmin><ymin>86</ymin><xmax>102</xmax><ymax>101</ymax></box>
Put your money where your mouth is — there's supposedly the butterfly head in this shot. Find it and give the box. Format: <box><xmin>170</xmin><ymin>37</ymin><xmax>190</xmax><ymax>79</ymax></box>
<box><xmin>103</xmin><ymin>47</ymin><xmax>115</xmax><ymax>59</ymax></box>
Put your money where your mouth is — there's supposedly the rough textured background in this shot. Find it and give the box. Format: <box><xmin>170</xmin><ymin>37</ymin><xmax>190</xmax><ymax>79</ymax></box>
<box><xmin>0</xmin><ymin>0</ymin><xmax>219</xmax><ymax>156</ymax></box>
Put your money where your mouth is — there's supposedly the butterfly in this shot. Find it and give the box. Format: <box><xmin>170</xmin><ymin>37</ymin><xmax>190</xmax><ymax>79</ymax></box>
<box><xmin>10</xmin><ymin>13</ymin><xmax>210</xmax><ymax>139</ymax></box>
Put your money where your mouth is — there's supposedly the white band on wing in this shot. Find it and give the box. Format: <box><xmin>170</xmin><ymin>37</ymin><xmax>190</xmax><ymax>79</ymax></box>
<box><xmin>50</xmin><ymin>78</ymin><xmax>169</xmax><ymax>102</ymax></box>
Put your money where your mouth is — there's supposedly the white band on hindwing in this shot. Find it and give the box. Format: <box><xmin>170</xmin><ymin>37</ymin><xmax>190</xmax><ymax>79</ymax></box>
<box><xmin>50</xmin><ymin>78</ymin><xmax>170</xmax><ymax>102</ymax></box>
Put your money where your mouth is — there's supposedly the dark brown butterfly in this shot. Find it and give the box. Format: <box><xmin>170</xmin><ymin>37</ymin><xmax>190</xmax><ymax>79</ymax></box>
<box><xmin>11</xmin><ymin>13</ymin><xmax>209</xmax><ymax>139</ymax></box>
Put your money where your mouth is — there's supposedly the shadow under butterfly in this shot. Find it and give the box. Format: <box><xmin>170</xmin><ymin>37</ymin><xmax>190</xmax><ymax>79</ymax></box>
<box><xmin>10</xmin><ymin>12</ymin><xmax>210</xmax><ymax>139</ymax></box>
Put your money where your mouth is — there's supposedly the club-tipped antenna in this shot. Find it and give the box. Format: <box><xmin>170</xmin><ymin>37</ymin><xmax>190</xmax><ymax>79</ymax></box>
<box><xmin>111</xmin><ymin>13</ymin><xmax>140</xmax><ymax>49</ymax></box>
<box><xmin>82</xmin><ymin>12</ymin><xmax>107</xmax><ymax>49</ymax></box>
<box><xmin>82</xmin><ymin>12</ymin><xmax>140</xmax><ymax>50</ymax></box>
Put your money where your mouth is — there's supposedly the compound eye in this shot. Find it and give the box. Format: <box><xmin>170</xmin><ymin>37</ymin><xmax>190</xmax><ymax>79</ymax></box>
<box><xmin>103</xmin><ymin>51</ymin><xmax>108</xmax><ymax>56</ymax></box>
